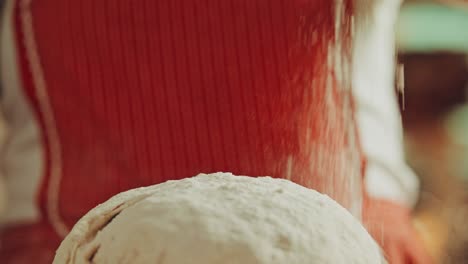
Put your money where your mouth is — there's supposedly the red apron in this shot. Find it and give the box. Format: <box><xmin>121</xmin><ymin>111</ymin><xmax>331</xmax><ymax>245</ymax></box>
<box><xmin>3</xmin><ymin>0</ymin><xmax>362</xmax><ymax>262</ymax></box>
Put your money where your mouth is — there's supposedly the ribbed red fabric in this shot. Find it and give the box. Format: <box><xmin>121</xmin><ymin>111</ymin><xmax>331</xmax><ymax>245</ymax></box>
<box><xmin>5</xmin><ymin>0</ymin><xmax>361</xmax><ymax>262</ymax></box>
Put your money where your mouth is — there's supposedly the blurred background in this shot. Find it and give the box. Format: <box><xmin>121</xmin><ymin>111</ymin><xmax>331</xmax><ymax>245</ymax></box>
<box><xmin>397</xmin><ymin>0</ymin><xmax>468</xmax><ymax>263</ymax></box>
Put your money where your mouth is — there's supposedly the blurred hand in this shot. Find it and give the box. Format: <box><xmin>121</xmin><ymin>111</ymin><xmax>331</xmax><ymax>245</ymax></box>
<box><xmin>363</xmin><ymin>197</ymin><xmax>433</xmax><ymax>264</ymax></box>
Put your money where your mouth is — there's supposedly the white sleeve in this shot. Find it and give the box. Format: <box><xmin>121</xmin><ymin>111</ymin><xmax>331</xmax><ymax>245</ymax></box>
<box><xmin>0</xmin><ymin>0</ymin><xmax>7</xmax><ymax>218</ymax></box>
<box><xmin>0</xmin><ymin>0</ymin><xmax>43</xmax><ymax>225</ymax></box>
<box><xmin>353</xmin><ymin>0</ymin><xmax>419</xmax><ymax>207</ymax></box>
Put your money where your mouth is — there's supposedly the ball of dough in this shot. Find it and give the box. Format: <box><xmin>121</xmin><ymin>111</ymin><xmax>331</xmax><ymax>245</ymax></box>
<box><xmin>54</xmin><ymin>173</ymin><xmax>384</xmax><ymax>264</ymax></box>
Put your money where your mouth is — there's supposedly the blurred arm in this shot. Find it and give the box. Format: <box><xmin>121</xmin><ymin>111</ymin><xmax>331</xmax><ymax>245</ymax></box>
<box><xmin>0</xmin><ymin>0</ymin><xmax>43</xmax><ymax>225</ymax></box>
<box><xmin>0</xmin><ymin>0</ymin><xmax>6</xmax><ymax>217</ymax></box>
<box><xmin>353</xmin><ymin>0</ymin><xmax>419</xmax><ymax>207</ymax></box>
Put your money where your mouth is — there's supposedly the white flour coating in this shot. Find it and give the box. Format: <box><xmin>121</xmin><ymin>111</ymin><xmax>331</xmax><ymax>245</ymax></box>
<box><xmin>54</xmin><ymin>173</ymin><xmax>384</xmax><ymax>264</ymax></box>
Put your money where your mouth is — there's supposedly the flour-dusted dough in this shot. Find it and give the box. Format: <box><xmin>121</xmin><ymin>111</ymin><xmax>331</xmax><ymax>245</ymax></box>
<box><xmin>54</xmin><ymin>173</ymin><xmax>384</xmax><ymax>264</ymax></box>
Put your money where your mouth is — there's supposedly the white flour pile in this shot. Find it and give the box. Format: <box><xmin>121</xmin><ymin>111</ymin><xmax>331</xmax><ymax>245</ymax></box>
<box><xmin>54</xmin><ymin>173</ymin><xmax>384</xmax><ymax>264</ymax></box>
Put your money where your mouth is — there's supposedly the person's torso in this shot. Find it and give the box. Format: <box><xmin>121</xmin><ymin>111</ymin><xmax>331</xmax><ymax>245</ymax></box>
<box><xmin>6</xmin><ymin>0</ymin><xmax>362</xmax><ymax>236</ymax></box>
